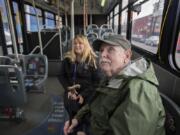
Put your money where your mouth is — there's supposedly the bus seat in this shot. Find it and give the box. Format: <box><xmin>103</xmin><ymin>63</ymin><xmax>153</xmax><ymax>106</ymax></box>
<box><xmin>23</xmin><ymin>54</ymin><xmax>48</xmax><ymax>92</ymax></box>
<box><xmin>160</xmin><ymin>93</ymin><xmax>180</xmax><ymax>135</ymax></box>
<box><xmin>0</xmin><ymin>64</ymin><xmax>26</xmax><ymax>122</ymax></box>
<box><xmin>86</xmin><ymin>32</ymin><xmax>98</xmax><ymax>45</ymax></box>
<box><xmin>100</xmin><ymin>24</ymin><xmax>112</xmax><ymax>29</ymax></box>
<box><xmin>99</xmin><ymin>28</ymin><xmax>114</xmax><ymax>39</ymax></box>
<box><xmin>87</xmin><ymin>24</ymin><xmax>99</xmax><ymax>31</ymax></box>
<box><xmin>7</xmin><ymin>54</ymin><xmax>48</xmax><ymax>92</ymax></box>
<box><xmin>0</xmin><ymin>65</ymin><xmax>26</xmax><ymax>106</ymax></box>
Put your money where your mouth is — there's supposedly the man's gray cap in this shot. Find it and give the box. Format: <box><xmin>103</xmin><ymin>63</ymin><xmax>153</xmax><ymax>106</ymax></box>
<box><xmin>93</xmin><ymin>35</ymin><xmax>131</xmax><ymax>51</ymax></box>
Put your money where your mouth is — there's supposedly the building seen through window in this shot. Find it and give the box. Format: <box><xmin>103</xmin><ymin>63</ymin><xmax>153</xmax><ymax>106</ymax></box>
<box><xmin>131</xmin><ymin>0</ymin><xmax>165</xmax><ymax>54</ymax></box>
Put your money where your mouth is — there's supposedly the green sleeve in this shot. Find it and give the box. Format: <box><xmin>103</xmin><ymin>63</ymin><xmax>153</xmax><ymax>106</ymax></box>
<box><xmin>74</xmin><ymin>104</ymin><xmax>90</xmax><ymax>122</ymax></box>
<box><xmin>109</xmin><ymin>80</ymin><xmax>165</xmax><ymax>135</ymax></box>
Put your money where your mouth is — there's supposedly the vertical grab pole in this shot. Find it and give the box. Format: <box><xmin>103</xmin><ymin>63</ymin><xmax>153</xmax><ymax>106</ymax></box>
<box><xmin>32</xmin><ymin>0</ymin><xmax>43</xmax><ymax>55</ymax></box>
<box><xmin>85</xmin><ymin>0</ymin><xmax>88</xmax><ymax>34</ymax></box>
<box><xmin>57</xmin><ymin>0</ymin><xmax>63</xmax><ymax>60</ymax></box>
<box><xmin>71</xmin><ymin>0</ymin><xmax>75</xmax><ymax>40</ymax></box>
<box><xmin>83</xmin><ymin>0</ymin><xmax>88</xmax><ymax>35</ymax></box>
<box><xmin>4</xmin><ymin>0</ymin><xmax>20</xmax><ymax>62</ymax></box>
<box><xmin>65</xmin><ymin>12</ymin><xmax>68</xmax><ymax>44</ymax></box>
<box><xmin>83</xmin><ymin>0</ymin><xmax>86</xmax><ymax>35</ymax></box>
<box><xmin>69</xmin><ymin>0</ymin><xmax>75</xmax><ymax>125</ymax></box>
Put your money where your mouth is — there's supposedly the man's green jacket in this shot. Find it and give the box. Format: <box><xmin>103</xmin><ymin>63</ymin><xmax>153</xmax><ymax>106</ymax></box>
<box><xmin>75</xmin><ymin>58</ymin><xmax>165</xmax><ymax>135</ymax></box>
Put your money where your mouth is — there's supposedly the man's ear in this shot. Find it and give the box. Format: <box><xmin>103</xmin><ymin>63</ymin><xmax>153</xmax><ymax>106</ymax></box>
<box><xmin>125</xmin><ymin>49</ymin><xmax>132</xmax><ymax>63</ymax></box>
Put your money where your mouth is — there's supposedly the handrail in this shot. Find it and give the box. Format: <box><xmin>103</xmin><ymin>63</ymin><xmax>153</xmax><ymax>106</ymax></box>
<box><xmin>4</xmin><ymin>0</ymin><xmax>19</xmax><ymax>62</ymax></box>
<box><xmin>32</xmin><ymin>0</ymin><xmax>43</xmax><ymax>55</ymax></box>
<box><xmin>0</xmin><ymin>56</ymin><xmax>15</xmax><ymax>62</ymax></box>
<box><xmin>30</xmin><ymin>46</ymin><xmax>40</xmax><ymax>54</ymax></box>
<box><xmin>86</xmin><ymin>32</ymin><xmax>99</xmax><ymax>39</ymax></box>
<box><xmin>0</xmin><ymin>56</ymin><xmax>17</xmax><ymax>66</ymax></box>
<box><xmin>100</xmin><ymin>24</ymin><xmax>112</xmax><ymax>29</ymax></box>
<box><xmin>43</xmin><ymin>33</ymin><xmax>59</xmax><ymax>50</ymax></box>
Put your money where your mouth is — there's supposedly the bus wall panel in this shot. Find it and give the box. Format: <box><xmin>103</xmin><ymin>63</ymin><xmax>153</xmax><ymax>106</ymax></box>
<box><xmin>153</xmin><ymin>64</ymin><xmax>176</xmax><ymax>98</ymax></box>
<box><xmin>173</xmin><ymin>78</ymin><xmax>180</xmax><ymax>106</ymax></box>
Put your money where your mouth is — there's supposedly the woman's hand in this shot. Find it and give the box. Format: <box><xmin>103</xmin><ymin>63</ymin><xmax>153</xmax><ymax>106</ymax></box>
<box><xmin>64</xmin><ymin>119</ymin><xmax>78</xmax><ymax>135</ymax></box>
<box><xmin>78</xmin><ymin>94</ymin><xmax>84</xmax><ymax>104</ymax></box>
<box><xmin>67</xmin><ymin>84</ymin><xmax>80</xmax><ymax>100</ymax></box>
<box><xmin>68</xmin><ymin>91</ymin><xmax>79</xmax><ymax>100</ymax></box>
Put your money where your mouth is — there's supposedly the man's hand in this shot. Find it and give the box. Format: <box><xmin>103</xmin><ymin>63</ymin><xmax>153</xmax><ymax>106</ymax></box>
<box><xmin>64</xmin><ymin>119</ymin><xmax>78</xmax><ymax>135</ymax></box>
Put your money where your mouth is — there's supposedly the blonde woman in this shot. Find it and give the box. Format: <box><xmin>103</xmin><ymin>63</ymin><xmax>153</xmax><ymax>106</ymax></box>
<box><xmin>59</xmin><ymin>35</ymin><xmax>101</xmax><ymax>135</ymax></box>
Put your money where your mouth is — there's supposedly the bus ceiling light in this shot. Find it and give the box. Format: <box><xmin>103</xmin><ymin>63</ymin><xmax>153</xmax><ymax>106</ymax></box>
<box><xmin>101</xmin><ymin>0</ymin><xmax>106</xmax><ymax>7</ymax></box>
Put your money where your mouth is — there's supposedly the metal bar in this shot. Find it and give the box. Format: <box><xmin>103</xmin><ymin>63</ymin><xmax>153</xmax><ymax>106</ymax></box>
<box><xmin>65</xmin><ymin>12</ymin><xmax>68</xmax><ymax>43</ymax></box>
<box><xmin>4</xmin><ymin>0</ymin><xmax>20</xmax><ymax>62</ymax></box>
<box><xmin>43</xmin><ymin>33</ymin><xmax>59</xmax><ymax>51</ymax></box>
<box><xmin>57</xmin><ymin>0</ymin><xmax>63</xmax><ymax>60</ymax></box>
<box><xmin>32</xmin><ymin>0</ymin><xmax>43</xmax><ymax>55</ymax></box>
<box><xmin>71</xmin><ymin>0</ymin><xmax>75</xmax><ymax>40</ymax></box>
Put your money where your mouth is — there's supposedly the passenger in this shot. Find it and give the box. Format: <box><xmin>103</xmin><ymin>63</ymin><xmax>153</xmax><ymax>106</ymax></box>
<box><xmin>59</xmin><ymin>35</ymin><xmax>100</xmax><ymax>135</ymax></box>
<box><xmin>64</xmin><ymin>35</ymin><xmax>165</xmax><ymax>135</ymax></box>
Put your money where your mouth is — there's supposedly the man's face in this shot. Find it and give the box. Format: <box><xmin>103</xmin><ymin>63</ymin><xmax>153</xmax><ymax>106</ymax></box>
<box><xmin>99</xmin><ymin>43</ymin><xmax>130</xmax><ymax>77</ymax></box>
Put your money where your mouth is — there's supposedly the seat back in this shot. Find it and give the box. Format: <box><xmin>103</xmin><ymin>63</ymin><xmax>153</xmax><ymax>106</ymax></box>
<box><xmin>6</xmin><ymin>54</ymin><xmax>48</xmax><ymax>92</ymax></box>
<box><xmin>160</xmin><ymin>93</ymin><xmax>180</xmax><ymax>135</ymax></box>
<box><xmin>0</xmin><ymin>65</ymin><xmax>27</xmax><ymax>107</ymax></box>
<box><xmin>23</xmin><ymin>54</ymin><xmax>48</xmax><ymax>92</ymax></box>
<box><xmin>86</xmin><ymin>32</ymin><xmax>98</xmax><ymax>45</ymax></box>
<box><xmin>99</xmin><ymin>24</ymin><xmax>114</xmax><ymax>39</ymax></box>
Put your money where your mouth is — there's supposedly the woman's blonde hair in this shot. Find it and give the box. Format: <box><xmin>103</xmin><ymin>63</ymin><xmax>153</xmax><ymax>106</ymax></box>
<box><xmin>64</xmin><ymin>35</ymin><xmax>97</xmax><ymax>68</ymax></box>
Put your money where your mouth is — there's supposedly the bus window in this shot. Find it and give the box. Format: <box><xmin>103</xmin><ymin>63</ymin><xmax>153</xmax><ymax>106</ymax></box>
<box><xmin>7</xmin><ymin>47</ymin><xmax>13</xmax><ymax>54</ymax></box>
<box><xmin>175</xmin><ymin>32</ymin><xmax>180</xmax><ymax>68</ymax></box>
<box><xmin>122</xmin><ymin>0</ymin><xmax>128</xmax><ymax>9</ymax></box>
<box><xmin>56</xmin><ymin>15</ymin><xmax>62</xmax><ymax>29</ymax></box>
<box><xmin>107</xmin><ymin>15</ymin><xmax>110</xmax><ymax>26</ymax></box>
<box><xmin>12</xmin><ymin>1</ymin><xmax>24</xmax><ymax>53</ymax></box>
<box><xmin>0</xmin><ymin>0</ymin><xmax>13</xmax><ymax>50</ymax></box>
<box><xmin>121</xmin><ymin>9</ymin><xmax>127</xmax><ymax>37</ymax></box>
<box><xmin>109</xmin><ymin>11</ymin><xmax>113</xmax><ymax>27</ymax></box>
<box><xmin>120</xmin><ymin>0</ymin><xmax>128</xmax><ymax>37</ymax></box>
<box><xmin>131</xmin><ymin>0</ymin><xmax>165</xmax><ymax>54</ymax></box>
<box><xmin>114</xmin><ymin>4</ymin><xmax>119</xmax><ymax>34</ymax></box>
<box><xmin>24</xmin><ymin>4</ymin><xmax>43</xmax><ymax>32</ymax></box>
<box><xmin>114</xmin><ymin>15</ymin><xmax>119</xmax><ymax>34</ymax></box>
<box><xmin>45</xmin><ymin>11</ymin><xmax>55</xmax><ymax>29</ymax></box>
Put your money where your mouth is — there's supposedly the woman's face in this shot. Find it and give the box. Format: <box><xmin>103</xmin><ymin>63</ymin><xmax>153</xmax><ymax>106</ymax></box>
<box><xmin>74</xmin><ymin>39</ymin><xmax>85</xmax><ymax>55</ymax></box>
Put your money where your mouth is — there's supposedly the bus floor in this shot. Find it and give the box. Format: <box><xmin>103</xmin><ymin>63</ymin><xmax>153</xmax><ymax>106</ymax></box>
<box><xmin>0</xmin><ymin>77</ymin><xmax>66</xmax><ymax>135</ymax></box>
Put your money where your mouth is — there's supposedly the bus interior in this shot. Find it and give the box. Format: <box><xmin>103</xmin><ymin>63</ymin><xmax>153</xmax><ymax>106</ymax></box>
<box><xmin>0</xmin><ymin>0</ymin><xmax>180</xmax><ymax>135</ymax></box>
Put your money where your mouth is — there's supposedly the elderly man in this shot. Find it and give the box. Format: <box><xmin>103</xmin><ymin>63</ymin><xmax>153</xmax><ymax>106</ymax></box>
<box><xmin>64</xmin><ymin>35</ymin><xmax>165</xmax><ymax>135</ymax></box>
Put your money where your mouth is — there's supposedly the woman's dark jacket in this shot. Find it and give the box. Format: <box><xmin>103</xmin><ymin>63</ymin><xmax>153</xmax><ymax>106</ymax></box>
<box><xmin>59</xmin><ymin>57</ymin><xmax>101</xmax><ymax>114</ymax></box>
